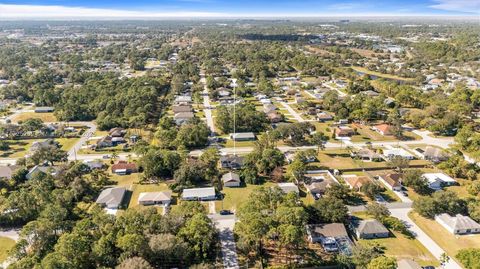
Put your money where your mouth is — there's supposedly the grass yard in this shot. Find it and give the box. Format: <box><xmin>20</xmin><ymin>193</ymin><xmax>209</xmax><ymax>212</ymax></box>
<box><xmin>359</xmin><ymin>231</ymin><xmax>439</xmax><ymax>267</ymax></box>
<box><xmin>11</xmin><ymin>112</ymin><xmax>57</xmax><ymax>123</ymax></box>
<box><xmin>0</xmin><ymin>139</ymin><xmax>40</xmax><ymax>158</ymax></box>
<box><xmin>409</xmin><ymin>212</ymin><xmax>480</xmax><ymax>264</ymax></box>
<box><xmin>216</xmin><ymin>182</ymin><xmax>276</xmax><ymax>212</ymax></box>
<box><xmin>0</xmin><ymin>236</ymin><xmax>15</xmax><ymax>263</ymax></box>
<box><xmin>128</xmin><ymin>183</ymin><xmax>171</xmax><ymax>208</ymax></box>
<box><xmin>56</xmin><ymin>137</ymin><xmax>80</xmax><ymax>151</ymax></box>
<box><xmin>111</xmin><ymin>173</ymin><xmax>140</xmax><ymax>187</ymax></box>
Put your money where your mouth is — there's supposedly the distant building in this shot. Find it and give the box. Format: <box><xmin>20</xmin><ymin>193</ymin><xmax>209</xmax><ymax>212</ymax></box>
<box><xmin>351</xmin><ymin>148</ymin><xmax>382</xmax><ymax>162</ymax></box>
<box><xmin>96</xmin><ymin>187</ymin><xmax>126</xmax><ymax>209</ymax></box>
<box><xmin>182</xmin><ymin>187</ymin><xmax>216</xmax><ymax>201</ymax></box>
<box><xmin>383</xmin><ymin>147</ymin><xmax>414</xmax><ymax>160</ymax></box>
<box><xmin>34</xmin><ymin>106</ymin><xmax>54</xmax><ymax>113</ymax></box>
<box><xmin>435</xmin><ymin>213</ymin><xmax>480</xmax><ymax>235</ymax></box>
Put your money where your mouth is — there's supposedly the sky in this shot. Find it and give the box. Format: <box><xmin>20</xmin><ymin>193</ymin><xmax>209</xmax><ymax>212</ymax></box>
<box><xmin>0</xmin><ymin>0</ymin><xmax>478</xmax><ymax>18</ymax></box>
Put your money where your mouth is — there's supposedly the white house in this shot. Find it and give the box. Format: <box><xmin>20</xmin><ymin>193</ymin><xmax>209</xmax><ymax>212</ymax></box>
<box><xmin>435</xmin><ymin>213</ymin><xmax>480</xmax><ymax>235</ymax></box>
<box><xmin>138</xmin><ymin>191</ymin><xmax>172</xmax><ymax>206</ymax></box>
<box><xmin>277</xmin><ymin>182</ymin><xmax>299</xmax><ymax>194</ymax></box>
<box><xmin>383</xmin><ymin>147</ymin><xmax>414</xmax><ymax>160</ymax></box>
<box><xmin>182</xmin><ymin>187</ymin><xmax>216</xmax><ymax>201</ymax></box>
<box><xmin>422</xmin><ymin>173</ymin><xmax>456</xmax><ymax>191</ymax></box>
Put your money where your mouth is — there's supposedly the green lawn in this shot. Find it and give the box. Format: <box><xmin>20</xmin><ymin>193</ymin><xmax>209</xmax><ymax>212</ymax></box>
<box><xmin>359</xmin><ymin>231</ymin><xmax>439</xmax><ymax>267</ymax></box>
<box><xmin>409</xmin><ymin>212</ymin><xmax>480</xmax><ymax>265</ymax></box>
<box><xmin>216</xmin><ymin>182</ymin><xmax>276</xmax><ymax>212</ymax></box>
<box><xmin>111</xmin><ymin>173</ymin><xmax>140</xmax><ymax>187</ymax></box>
<box><xmin>0</xmin><ymin>236</ymin><xmax>15</xmax><ymax>263</ymax></box>
<box><xmin>0</xmin><ymin>139</ymin><xmax>39</xmax><ymax>158</ymax></box>
<box><xmin>56</xmin><ymin>138</ymin><xmax>80</xmax><ymax>151</ymax></box>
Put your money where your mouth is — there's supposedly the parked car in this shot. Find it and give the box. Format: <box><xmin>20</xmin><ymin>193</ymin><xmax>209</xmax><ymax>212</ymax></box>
<box><xmin>219</xmin><ymin>210</ymin><xmax>233</xmax><ymax>215</ymax></box>
<box><xmin>102</xmin><ymin>155</ymin><xmax>110</xmax><ymax>159</ymax></box>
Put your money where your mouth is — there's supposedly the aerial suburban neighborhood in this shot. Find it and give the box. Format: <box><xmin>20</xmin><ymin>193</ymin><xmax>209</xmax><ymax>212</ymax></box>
<box><xmin>0</xmin><ymin>2</ymin><xmax>479</xmax><ymax>269</ymax></box>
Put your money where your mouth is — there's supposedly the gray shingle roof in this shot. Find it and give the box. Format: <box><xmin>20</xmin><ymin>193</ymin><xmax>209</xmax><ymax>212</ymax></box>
<box><xmin>96</xmin><ymin>187</ymin><xmax>126</xmax><ymax>207</ymax></box>
<box><xmin>357</xmin><ymin>219</ymin><xmax>389</xmax><ymax>235</ymax></box>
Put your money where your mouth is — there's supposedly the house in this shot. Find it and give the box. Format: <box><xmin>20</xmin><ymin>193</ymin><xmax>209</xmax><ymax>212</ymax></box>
<box><xmin>422</xmin><ymin>173</ymin><xmax>457</xmax><ymax>190</ymax></box>
<box><xmin>355</xmin><ymin>219</ymin><xmax>390</xmax><ymax>239</ymax></box>
<box><xmin>420</xmin><ymin>146</ymin><xmax>449</xmax><ymax>163</ymax></box>
<box><xmin>295</xmin><ymin>97</ymin><xmax>305</xmax><ymax>104</ymax></box>
<box><xmin>306</xmin><ymin>223</ymin><xmax>349</xmax><ymax>252</ymax></box>
<box><xmin>230</xmin><ymin>132</ymin><xmax>256</xmax><ymax>141</ymax></box>
<box><xmin>83</xmin><ymin>160</ymin><xmax>104</xmax><ymax>170</ymax></box>
<box><xmin>351</xmin><ymin>148</ymin><xmax>382</xmax><ymax>161</ymax></box>
<box><xmin>263</xmin><ymin>104</ymin><xmax>277</xmax><ymax>114</ymax></box>
<box><xmin>267</xmin><ymin>112</ymin><xmax>283</xmax><ymax>123</ymax></box>
<box><xmin>174</xmin><ymin>95</ymin><xmax>192</xmax><ymax>105</ymax></box>
<box><xmin>373</xmin><ymin>124</ymin><xmax>394</xmax><ymax>136</ymax></box>
<box><xmin>26</xmin><ymin>165</ymin><xmax>59</xmax><ymax>180</ymax></box>
<box><xmin>304</xmin><ymin>171</ymin><xmax>339</xmax><ymax>199</ymax></box>
<box><xmin>172</xmin><ymin>105</ymin><xmax>193</xmax><ymax>114</ymax></box>
<box><xmin>34</xmin><ymin>106</ymin><xmax>54</xmax><ymax>113</ymax></box>
<box><xmin>397</xmin><ymin>259</ymin><xmax>422</xmax><ymax>269</ymax></box>
<box><xmin>182</xmin><ymin>187</ymin><xmax>216</xmax><ymax>201</ymax></box>
<box><xmin>335</xmin><ymin>126</ymin><xmax>355</xmax><ymax>137</ymax></box>
<box><xmin>220</xmin><ymin>155</ymin><xmax>244</xmax><ymax>169</ymax></box>
<box><xmin>30</xmin><ymin>139</ymin><xmax>59</xmax><ymax>152</ymax></box>
<box><xmin>316</xmin><ymin>111</ymin><xmax>333</xmax><ymax>122</ymax></box>
<box><xmin>222</xmin><ymin>172</ymin><xmax>241</xmax><ymax>187</ymax></box>
<box><xmin>96</xmin><ymin>187</ymin><xmax>126</xmax><ymax>209</ymax></box>
<box><xmin>0</xmin><ymin>165</ymin><xmax>18</xmax><ymax>180</ymax></box>
<box><xmin>277</xmin><ymin>182</ymin><xmax>299</xmax><ymax>194</ymax></box>
<box><xmin>111</xmin><ymin>161</ymin><xmax>137</xmax><ymax>175</ymax></box>
<box><xmin>361</xmin><ymin>90</ymin><xmax>380</xmax><ymax>97</ymax></box>
<box><xmin>96</xmin><ymin>136</ymin><xmax>114</xmax><ymax>148</ymax></box>
<box><xmin>342</xmin><ymin>175</ymin><xmax>371</xmax><ymax>191</ymax></box>
<box><xmin>383</xmin><ymin>147</ymin><xmax>414</xmax><ymax>160</ymax></box>
<box><xmin>435</xmin><ymin>213</ymin><xmax>480</xmax><ymax>235</ymax></box>
<box><xmin>138</xmin><ymin>191</ymin><xmax>172</xmax><ymax>206</ymax></box>
<box><xmin>378</xmin><ymin>173</ymin><xmax>403</xmax><ymax>191</ymax></box>
<box><xmin>174</xmin><ymin>112</ymin><xmax>195</xmax><ymax>125</ymax></box>
<box><xmin>109</xmin><ymin>127</ymin><xmax>127</xmax><ymax>137</ymax></box>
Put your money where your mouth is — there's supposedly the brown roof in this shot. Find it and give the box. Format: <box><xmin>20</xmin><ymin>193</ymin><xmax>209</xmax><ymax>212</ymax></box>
<box><xmin>344</xmin><ymin>176</ymin><xmax>371</xmax><ymax>189</ymax></box>
<box><xmin>380</xmin><ymin>173</ymin><xmax>402</xmax><ymax>187</ymax></box>
<box><xmin>335</xmin><ymin>127</ymin><xmax>355</xmax><ymax>136</ymax></box>
<box><xmin>308</xmin><ymin>223</ymin><xmax>348</xmax><ymax>238</ymax></box>
<box><xmin>111</xmin><ymin>162</ymin><xmax>137</xmax><ymax>172</ymax></box>
<box><xmin>374</xmin><ymin>124</ymin><xmax>393</xmax><ymax>135</ymax></box>
<box><xmin>172</xmin><ymin>105</ymin><xmax>192</xmax><ymax>113</ymax></box>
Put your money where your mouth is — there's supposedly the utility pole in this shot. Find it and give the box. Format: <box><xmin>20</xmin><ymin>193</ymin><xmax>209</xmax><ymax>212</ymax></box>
<box><xmin>233</xmin><ymin>85</ymin><xmax>236</xmax><ymax>156</ymax></box>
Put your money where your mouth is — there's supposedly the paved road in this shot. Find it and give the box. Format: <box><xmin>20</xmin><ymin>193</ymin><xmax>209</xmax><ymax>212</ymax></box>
<box><xmin>322</xmin><ymin>82</ymin><xmax>347</xmax><ymax>97</ymax></box>
<box><xmin>347</xmin><ymin>202</ymin><xmax>413</xmax><ymax>213</ymax></box>
<box><xmin>199</xmin><ymin>75</ymin><xmax>216</xmax><ymax>135</ymax></box>
<box><xmin>67</xmin><ymin>121</ymin><xmax>96</xmax><ymax>160</ymax></box>
<box><xmin>209</xmin><ymin>215</ymin><xmax>239</xmax><ymax>269</ymax></box>
<box><xmin>390</xmin><ymin>208</ymin><xmax>462</xmax><ymax>269</ymax></box>
<box><xmin>279</xmin><ymin>101</ymin><xmax>305</xmax><ymax>122</ymax></box>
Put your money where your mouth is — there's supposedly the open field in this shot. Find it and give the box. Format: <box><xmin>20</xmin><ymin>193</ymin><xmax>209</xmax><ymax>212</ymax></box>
<box><xmin>11</xmin><ymin>112</ymin><xmax>57</xmax><ymax>123</ymax></box>
<box><xmin>216</xmin><ymin>182</ymin><xmax>276</xmax><ymax>212</ymax></box>
<box><xmin>0</xmin><ymin>236</ymin><xmax>15</xmax><ymax>263</ymax></box>
<box><xmin>0</xmin><ymin>139</ymin><xmax>39</xmax><ymax>158</ymax></box>
<box><xmin>351</xmin><ymin>48</ymin><xmax>387</xmax><ymax>58</ymax></box>
<box><xmin>111</xmin><ymin>173</ymin><xmax>140</xmax><ymax>187</ymax></box>
<box><xmin>351</xmin><ymin>66</ymin><xmax>415</xmax><ymax>82</ymax></box>
<box><xmin>409</xmin><ymin>212</ymin><xmax>480</xmax><ymax>264</ymax></box>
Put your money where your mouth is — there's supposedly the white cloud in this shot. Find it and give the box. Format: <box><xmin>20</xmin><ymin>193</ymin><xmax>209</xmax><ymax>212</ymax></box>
<box><xmin>0</xmin><ymin>4</ymin><xmax>224</xmax><ymax>19</ymax></box>
<box><xmin>328</xmin><ymin>3</ymin><xmax>363</xmax><ymax>11</ymax></box>
<box><xmin>429</xmin><ymin>0</ymin><xmax>480</xmax><ymax>13</ymax></box>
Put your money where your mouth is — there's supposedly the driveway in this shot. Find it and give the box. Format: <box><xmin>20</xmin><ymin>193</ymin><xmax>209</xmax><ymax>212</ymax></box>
<box><xmin>210</xmin><ymin>215</ymin><xmax>239</xmax><ymax>269</ymax></box>
<box><xmin>390</xmin><ymin>208</ymin><xmax>462</xmax><ymax>269</ymax></box>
